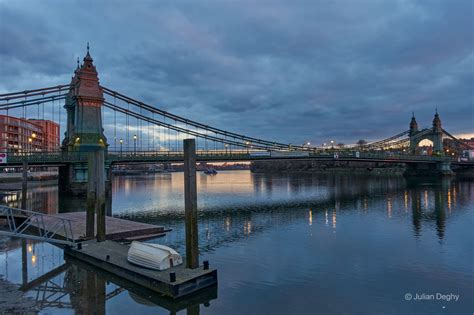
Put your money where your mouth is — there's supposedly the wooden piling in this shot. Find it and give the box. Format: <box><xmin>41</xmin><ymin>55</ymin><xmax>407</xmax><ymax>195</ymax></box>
<box><xmin>184</xmin><ymin>139</ymin><xmax>199</xmax><ymax>269</ymax></box>
<box><xmin>86</xmin><ymin>153</ymin><xmax>96</xmax><ymax>238</ymax></box>
<box><xmin>105</xmin><ymin>164</ymin><xmax>113</xmax><ymax>217</ymax></box>
<box><xmin>95</xmin><ymin>150</ymin><xmax>106</xmax><ymax>242</ymax></box>
<box><xmin>21</xmin><ymin>161</ymin><xmax>28</xmax><ymax>210</ymax></box>
<box><xmin>86</xmin><ymin>150</ymin><xmax>106</xmax><ymax>241</ymax></box>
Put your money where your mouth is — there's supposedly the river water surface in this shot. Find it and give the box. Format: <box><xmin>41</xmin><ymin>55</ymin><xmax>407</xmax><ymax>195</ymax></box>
<box><xmin>0</xmin><ymin>170</ymin><xmax>473</xmax><ymax>314</ymax></box>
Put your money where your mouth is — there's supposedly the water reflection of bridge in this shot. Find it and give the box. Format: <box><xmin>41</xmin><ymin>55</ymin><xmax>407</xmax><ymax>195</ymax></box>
<box><xmin>0</xmin><ymin>176</ymin><xmax>471</xmax><ymax>314</ymax></box>
<box><xmin>114</xmin><ymin>176</ymin><xmax>470</xmax><ymax>255</ymax></box>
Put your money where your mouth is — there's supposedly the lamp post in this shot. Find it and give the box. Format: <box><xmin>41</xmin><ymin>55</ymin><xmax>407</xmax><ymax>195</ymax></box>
<box><xmin>133</xmin><ymin>135</ymin><xmax>137</xmax><ymax>155</ymax></box>
<box><xmin>245</xmin><ymin>141</ymin><xmax>250</xmax><ymax>154</ymax></box>
<box><xmin>330</xmin><ymin>140</ymin><xmax>334</xmax><ymax>149</ymax></box>
<box><xmin>225</xmin><ymin>144</ymin><xmax>229</xmax><ymax>155</ymax></box>
<box><xmin>119</xmin><ymin>138</ymin><xmax>123</xmax><ymax>157</ymax></box>
<box><xmin>28</xmin><ymin>138</ymin><xmax>32</xmax><ymax>154</ymax></box>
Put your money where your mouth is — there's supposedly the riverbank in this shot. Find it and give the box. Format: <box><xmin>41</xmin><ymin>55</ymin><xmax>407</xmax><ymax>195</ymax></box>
<box><xmin>0</xmin><ymin>277</ymin><xmax>38</xmax><ymax>314</ymax></box>
<box><xmin>250</xmin><ymin>160</ymin><xmax>405</xmax><ymax>176</ymax></box>
<box><xmin>0</xmin><ymin>171</ymin><xmax>58</xmax><ymax>183</ymax></box>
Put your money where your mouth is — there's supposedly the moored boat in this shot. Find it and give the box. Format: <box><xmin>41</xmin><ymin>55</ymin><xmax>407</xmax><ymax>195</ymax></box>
<box><xmin>127</xmin><ymin>241</ymin><xmax>183</xmax><ymax>271</ymax></box>
<box><xmin>203</xmin><ymin>168</ymin><xmax>218</xmax><ymax>175</ymax></box>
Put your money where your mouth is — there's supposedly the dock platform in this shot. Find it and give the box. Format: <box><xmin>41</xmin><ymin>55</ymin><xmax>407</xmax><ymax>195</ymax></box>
<box><xmin>65</xmin><ymin>240</ymin><xmax>217</xmax><ymax>298</ymax></box>
<box><xmin>42</xmin><ymin>212</ymin><xmax>167</xmax><ymax>242</ymax></box>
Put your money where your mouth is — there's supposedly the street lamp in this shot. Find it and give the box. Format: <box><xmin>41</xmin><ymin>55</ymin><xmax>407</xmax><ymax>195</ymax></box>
<box><xmin>225</xmin><ymin>143</ymin><xmax>229</xmax><ymax>155</ymax></box>
<box><xmin>28</xmin><ymin>137</ymin><xmax>32</xmax><ymax>153</ymax></box>
<box><xmin>330</xmin><ymin>140</ymin><xmax>334</xmax><ymax>149</ymax></box>
<box><xmin>119</xmin><ymin>138</ymin><xmax>123</xmax><ymax>157</ymax></box>
<box><xmin>133</xmin><ymin>135</ymin><xmax>137</xmax><ymax>155</ymax></box>
<box><xmin>245</xmin><ymin>141</ymin><xmax>250</xmax><ymax>154</ymax></box>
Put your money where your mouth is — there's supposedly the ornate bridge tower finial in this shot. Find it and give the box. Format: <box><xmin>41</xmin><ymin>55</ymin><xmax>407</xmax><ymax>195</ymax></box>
<box><xmin>409</xmin><ymin>112</ymin><xmax>418</xmax><ymax>137</ymax></box>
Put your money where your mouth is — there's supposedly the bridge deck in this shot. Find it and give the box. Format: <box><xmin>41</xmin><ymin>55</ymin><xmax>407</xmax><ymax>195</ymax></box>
<box><xmin>40</xmin><ymin>212</ymin><xmax>166</xmax><ymax>242</ymax></box>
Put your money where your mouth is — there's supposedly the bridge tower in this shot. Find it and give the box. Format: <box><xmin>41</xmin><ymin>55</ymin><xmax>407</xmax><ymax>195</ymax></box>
<box><xmin>431</xmin><ymin>111</ymin><xmax>443</xmax><ymax>154</ymax></box>
<box><xmin>59</xmin><ymin>45</ymin><xmax>110</xmax><ymax>199</ymax></box>
<box><xmin>408</xmin><ymin>111</ymin><xmax>444</xmax><ymax>155</ymax></box>
<box><xmin>62</xmin><ymin>45</ymin><xmax>108</xmax><ymax>152</ymax></box>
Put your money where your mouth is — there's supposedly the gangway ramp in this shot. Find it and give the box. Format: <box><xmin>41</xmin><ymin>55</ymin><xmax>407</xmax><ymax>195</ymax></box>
<box><xmin>0</xmin><ymin>207</ymin><xmax>167</xmax><ymax>245</ymax></box>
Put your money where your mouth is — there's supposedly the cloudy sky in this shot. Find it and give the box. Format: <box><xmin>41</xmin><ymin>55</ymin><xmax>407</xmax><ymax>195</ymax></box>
<box><xmin>0</xmin><ymin>0</ymin><xmax>472</xmax><ymax>145</ymax></box>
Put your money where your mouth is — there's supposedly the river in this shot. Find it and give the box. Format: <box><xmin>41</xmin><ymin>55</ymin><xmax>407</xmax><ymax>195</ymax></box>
<box><xmin>0</xmin><ymin>170</ymin><xmax>473</xmax><ymax>314</ymax></box>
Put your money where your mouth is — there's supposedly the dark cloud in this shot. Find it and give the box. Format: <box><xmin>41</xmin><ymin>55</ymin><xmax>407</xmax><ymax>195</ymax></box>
<box><xmin>0</xmin><ymin>0</ymin><xmax>472</xmax><ymax>145</ymax></box>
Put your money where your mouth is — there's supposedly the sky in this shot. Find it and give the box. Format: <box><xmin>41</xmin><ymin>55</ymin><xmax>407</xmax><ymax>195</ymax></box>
<box><xmin>0</xmin><ymin>0</ymin><xmax>473</xmax><ymax>145</ymax></box>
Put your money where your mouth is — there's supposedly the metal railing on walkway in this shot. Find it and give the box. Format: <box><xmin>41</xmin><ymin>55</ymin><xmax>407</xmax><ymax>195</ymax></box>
<box><xmin>0</xmin><ymin>206</ymin><xmax>75</xmax><ymax>246</ymax></box>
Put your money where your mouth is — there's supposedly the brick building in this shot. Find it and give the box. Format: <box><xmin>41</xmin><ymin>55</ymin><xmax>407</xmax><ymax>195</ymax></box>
<box><xmin>0</xmin><ymin>115</ymin><xmax>60</xmax><ymax>153</ymax></box>
<box><xmin>28</xmin><ymin>119</ymin><xmax>61</xmax><ymax>152</ymax></box>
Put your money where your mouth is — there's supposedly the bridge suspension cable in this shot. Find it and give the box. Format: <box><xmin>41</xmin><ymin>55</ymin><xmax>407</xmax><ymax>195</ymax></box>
<box><xmin>0</xmin><ymin>94</ymin><xmax>68</xmax><ymax>111</ymax></box>
<box><xmin>442</xmin><ymin>129</ymin><xmax>474</xmax><ymax>149</ymax></box>
<box><xmin>103</xmin><ymin>101</ymin><xmax>273</xmax><ymax>150</ymax></box>
<box><xmin>0</xmin><ymin>84</ymin><xmax>71</xmax><ymax>101</ymax></box>
<box><xmin>362</xmin><ymin>130</ymin><xmax>410</xmax><ymax>149</ymax></box>
<box><xmin>101</xmin><ymin>86</ymin><xmax>305</xmax><ymax>151</ymax></box>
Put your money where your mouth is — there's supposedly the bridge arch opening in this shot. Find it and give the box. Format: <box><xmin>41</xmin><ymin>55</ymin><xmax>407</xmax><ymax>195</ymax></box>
<box><xmin>416</xmin><ymin>138</ymin><xmax>434</xmax><ymax>155</ymax></box>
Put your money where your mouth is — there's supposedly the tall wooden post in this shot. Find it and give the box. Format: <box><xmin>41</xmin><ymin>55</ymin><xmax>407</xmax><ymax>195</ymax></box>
<box><xmin>21</xmin><ymin>161</ymin><xmax>28</xmax><ymax>209</ymax></box>
<box><xmin>86</xmin><ymin>153</ymin><xmax>96</xmax><ymax>238</ymax></box>
<box><xmin>184</xmin><ymin>139</ymin><xmax>199</xmax><ymax>269</ymax></box>
<box><xmin>105</xmin><ymin>165</ymin><xmax>113</xmax><ymax>217</ymax></box>
<box><xmin>95</xmin><ymin>150</ymin><xmax>106</xmax><ymax>242</ymax></box>
<box><xmin>86</xmin><ymin>150</ymin><xmax>106</xmax><ymax>241</ymax></box>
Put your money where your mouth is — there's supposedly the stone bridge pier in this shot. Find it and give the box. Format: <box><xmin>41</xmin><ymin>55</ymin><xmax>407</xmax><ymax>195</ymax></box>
<box><xmin>404</xmin><ymin>161</ymin><xmax>454</xmax><ymax>177</ymax></box>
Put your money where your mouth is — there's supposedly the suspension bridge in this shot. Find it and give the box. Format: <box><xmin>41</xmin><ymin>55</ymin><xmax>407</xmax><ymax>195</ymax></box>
<box><xmin>0</xmin><ymin>46</ymin><xmax>472</xmax><ymax>300</ymax></box>
<box><xmin>0</xmin><ymin>46</ymin><xmax>472</xmax><ymax>194</ymax></box>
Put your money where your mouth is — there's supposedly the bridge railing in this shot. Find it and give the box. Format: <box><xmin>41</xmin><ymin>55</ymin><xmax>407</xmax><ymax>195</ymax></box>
<box><xmin>0</xmin><ymin>149</ymin><xmax>458</xmax><ymax>165</ymax></box>
<box><xmin>3</xmin><ymin>151</ymin><xmax>87</xmax><ymax>164</ymax></box>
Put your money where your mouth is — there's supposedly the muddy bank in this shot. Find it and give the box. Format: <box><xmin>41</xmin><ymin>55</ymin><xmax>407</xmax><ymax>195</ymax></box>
<box><xmin>0</xmin><ymin>277</ymin><xmax>38</xmax><ymax>314</ymax></box>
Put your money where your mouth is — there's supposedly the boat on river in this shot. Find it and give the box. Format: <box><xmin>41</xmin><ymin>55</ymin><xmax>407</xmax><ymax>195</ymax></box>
<box><xmin>203</xmin><ymin>168</ymin><xmax>218</xmax><ymax>175</ymax></box>
<box><xmin>127</xmin><ymin>241</ymin><xmax>183</xmax><ymax>271</ymax></box>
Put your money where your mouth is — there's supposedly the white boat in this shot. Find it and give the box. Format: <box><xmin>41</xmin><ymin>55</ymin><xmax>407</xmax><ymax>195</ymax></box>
<box><xmin>127</xmin><ymin>241</ymin><xmax>183</xmax><ymax>271</ymax></box>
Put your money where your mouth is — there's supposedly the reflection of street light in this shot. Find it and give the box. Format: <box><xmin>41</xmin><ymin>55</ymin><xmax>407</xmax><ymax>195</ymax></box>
<box><xmin>119</xmin><ymin>138</ymin><xmax>123</xmax><ymax>157</ymax></box>
<box><xmin>133</xmin><ymin>135</ymin><xmax>137</xmax><ymax>155</ymax></box>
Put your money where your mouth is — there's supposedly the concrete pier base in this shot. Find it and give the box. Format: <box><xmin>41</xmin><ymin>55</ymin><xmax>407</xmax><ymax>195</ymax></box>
<box><xmin>404</xmin><ymin>161</ymin><xmax>455</xmax><ymax>177</ymax></box>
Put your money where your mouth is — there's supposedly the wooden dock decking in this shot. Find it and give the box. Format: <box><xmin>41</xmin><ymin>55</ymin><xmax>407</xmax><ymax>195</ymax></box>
<box><xmin>42</xmin><ymin>212</ymin><xmax>167</xmax><ymax>242</ymax></box>
<box><xmin>65</xmin><ymin>240</ymin><xmax>218</xmax><ymax>298</ymax></box>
